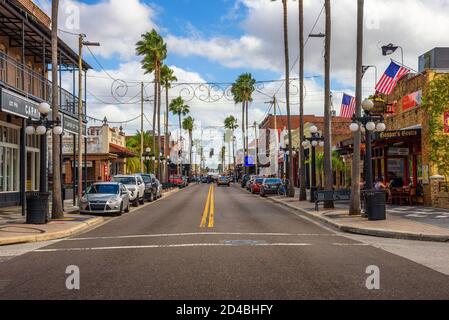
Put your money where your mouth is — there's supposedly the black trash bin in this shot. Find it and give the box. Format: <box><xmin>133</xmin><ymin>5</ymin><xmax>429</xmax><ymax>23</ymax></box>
<box><xmin>364</xmin><ymin>190</ymin><xmax>386</xmax><ymax>221</ymax></box>
<box><xmin>26</xmin><ymin>192</ymin><xmax>50</xmax><ymax>225</ymax></box>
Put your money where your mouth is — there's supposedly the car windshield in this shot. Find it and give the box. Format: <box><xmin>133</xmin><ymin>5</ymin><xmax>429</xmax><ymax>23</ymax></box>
<box><xmin>255</xmin><ymin>178</ymin><xmax>264</xmax><ymax>183</ymax></box>
<box><xmin>219</xmin><ymin>177</ymin><xmax>227</xmax><ymax>180</ymax></box>
<box><xmin>87</xmin><ymin>184</ymin><xmax>119</xmax><ymax>194</ymax></box>
<box><xmin>141</xmin><ymin>175</ymin><xmax>152</xmax><ymax>183</ymax></box>
<box><xmin>112</xmin><ymin>177</ymin><xmax>136</xmax><ymax>185</ymax></box>
<box><xmin>265</xmin><ymin>179</ymin><xmax>282</xmax><ymax>184</ymax></box>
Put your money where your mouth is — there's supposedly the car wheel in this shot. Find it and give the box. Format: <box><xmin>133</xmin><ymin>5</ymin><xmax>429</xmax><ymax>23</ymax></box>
<box><xmin>139</xmin><ymin>196</ymin><xmax>145</xmax><ymax>205</ymax></box>
<box><xmin>118</xmin><ymin>203</ymin><xmax>123</xmax><ymax>216</ymax></box>
<box><xmin>125</xmin><ymin>202</ymin><xmax>130</xmax><ymax>213</ymax></box>
<box><xmin>133</xmin><ymin>199</ymin><xmax>139</xmax><ymax>207</ymax></box>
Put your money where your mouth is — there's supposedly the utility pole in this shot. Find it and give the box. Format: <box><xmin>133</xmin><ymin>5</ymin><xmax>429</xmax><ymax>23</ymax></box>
<box><xmin>323</xmin><ymin>0</ymin><xmax>334</xmax><ymax>208</ymax></box>
<box><xmin>77</xmin><ymin>35</ymin><xmax>99</xmax><ymax>204</ymax></box>
<box><xmin>298</xmin><ymin>0</ymin><xmax>307</xmax><ymax>201</ymax></box>
<box><xmin>350</xmin><ymin>0</ymin><xmax>365</xmax><ymax>215</ymax></box>
<box><xmin>140</xmin><ymin>81</ymin><xmax>144</xmax><ymax>173</ymax></box>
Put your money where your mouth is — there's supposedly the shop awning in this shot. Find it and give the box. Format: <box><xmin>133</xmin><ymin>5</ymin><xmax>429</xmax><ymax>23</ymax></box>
<box><xmin>109</xmin><ymin>144</ymin><xmax>135</xmax><ymax>157</ymax></box>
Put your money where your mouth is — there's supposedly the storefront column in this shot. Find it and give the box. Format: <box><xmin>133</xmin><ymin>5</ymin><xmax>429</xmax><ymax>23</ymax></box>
<box><xmin>20</xmin><ymin>118</ymin><xmax>26</xmax><ymax>215</ymax></box>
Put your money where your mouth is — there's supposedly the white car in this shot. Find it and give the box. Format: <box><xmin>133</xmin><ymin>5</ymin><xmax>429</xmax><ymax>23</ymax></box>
<box><xmin>112</xmin><ymin>175</ymin><xmax>145</xmax><ymax>206</ymax></box>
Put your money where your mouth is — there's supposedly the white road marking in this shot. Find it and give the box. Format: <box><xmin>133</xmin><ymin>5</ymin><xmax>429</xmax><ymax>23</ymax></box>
<box><xmin>332</xmin><ymin>243</ymin><xmax>370</xmax><ymax>246</ymax></box>
<box><xmin>34</xmin><ymin>242</ymin><xmax>313</xmax><ymax>252</ymax></box>
<box><xmin>66</xmin><ymin>232</ymin><xmax>343</xmax><ymax>241</ymax></box>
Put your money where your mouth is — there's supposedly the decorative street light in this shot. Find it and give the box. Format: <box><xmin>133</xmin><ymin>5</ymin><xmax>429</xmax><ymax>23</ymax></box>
<box><xmin>25</xmin><ymin>102</ymin><xmax>63</xmax><ymax>224</ymax></box>
<box><xmin>349</xmin><ymin>98</ymin><xmax>387</xmax><ymax>220</ymax></box>
<box><xmin>302</xmin><ymin>125</ymin><xmax>325</xmax><ymax>202</ymax></box>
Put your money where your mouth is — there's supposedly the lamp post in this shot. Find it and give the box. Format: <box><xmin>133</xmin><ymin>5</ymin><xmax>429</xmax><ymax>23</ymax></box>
<box><xmin>349</xmin><ymin>98</ymin><xmax>387</xmax><ymax>220</ymax></box>
<box><xmin>302</xmin><ymin>125</ymin><xmax>325</xmax><ymax>202</ymax></box>
<box><xmin>381</xmin><ymin>43</ymin><xmax>404</xmax><ymax>65</ymax></box>
<box><xmin>25</xmin><ymin>102</ymin><xmax>63</xmax><ymax>224</ymax></box>
<box><xmin>141</xmin><ymin>147</ymin><xmax>151</xmax><ymax>174</ymax></box>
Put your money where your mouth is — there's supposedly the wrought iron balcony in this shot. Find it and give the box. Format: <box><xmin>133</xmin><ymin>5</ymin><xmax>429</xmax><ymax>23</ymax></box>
<box><xmin>0</xmin><ymin>52</ymin><xmax>85</xmax><ymax>120</ymax></box>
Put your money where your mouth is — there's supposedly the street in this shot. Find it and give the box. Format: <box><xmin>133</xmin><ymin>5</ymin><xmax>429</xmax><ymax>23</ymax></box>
<box><xmin>0</xmin><ymin>184</ymin><xmax>448</xmax><ymax>300</ymax></box>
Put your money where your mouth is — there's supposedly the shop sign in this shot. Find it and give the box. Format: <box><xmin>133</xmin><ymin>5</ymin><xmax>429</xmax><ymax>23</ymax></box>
<box><xmin>388</xmin><ymin>147</ymin><xmax>409</xmax><ymax>156</ymax></box>
<box><xmin>0</xmin><ymin>88</ymin><xmax>40</xmax><ymax>119</ymax></box>
<box><xmin>377</xmin><ymin>129</ymin><xmax>421</xmax><ymax>140</ymax></box>
<box><xmin>444</xmin><ymin>111</ymin><xmax>449</xmax><ymax>134</ymax></box>
<box><xmin>103</xmin><ymin>164</ymin><xmax>109</xmax><ymax>179</ymax></box>
<box><xmin>72</xmin><ymin>160</ymin><xmax>93</xmax><ymax>168</ymax></box>
<box><xmin>63</xmin><ymin>114</ymin><xmax>87</xmax><ymax>136</ymax></box>
<box><xmin>401</xmin><ymin>90</ymin><xmax>422</xmax><ymax>112</ymax></box>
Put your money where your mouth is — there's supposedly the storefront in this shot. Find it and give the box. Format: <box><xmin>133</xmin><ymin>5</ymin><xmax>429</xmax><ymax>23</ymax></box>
<box><xmin>371</xmin><ymin>128</ymin><xmax>422</xmax><ymax>188</ymax></box>
<box><xmin>0</xmin><ymin>88</ymin><xmax>41</xmax><ymax>207</ymax></box>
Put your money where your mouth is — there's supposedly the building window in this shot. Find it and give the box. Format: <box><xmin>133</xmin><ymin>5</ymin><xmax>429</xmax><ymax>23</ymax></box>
<box><xmin>0</xmin><ymin>47</ymin><xmax>5</xmax><ymax>82</ymax></box>
<box><xmin>0</xmin><ymin>123</ymin><xmax>20</xmax><ymax>193</ymax></box>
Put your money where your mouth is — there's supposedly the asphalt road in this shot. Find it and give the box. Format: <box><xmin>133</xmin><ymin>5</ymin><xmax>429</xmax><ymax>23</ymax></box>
<box><xmin>0</xmin><ymin>183</ymin><xmax>448</xmax><ymax>300</ymax></box>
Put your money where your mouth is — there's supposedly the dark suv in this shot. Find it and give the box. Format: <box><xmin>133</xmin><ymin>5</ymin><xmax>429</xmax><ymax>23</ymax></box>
<box><xmin>139</xmin><ymin>174</ymin><xmax>159</xmax><ymax>202</ymax></box>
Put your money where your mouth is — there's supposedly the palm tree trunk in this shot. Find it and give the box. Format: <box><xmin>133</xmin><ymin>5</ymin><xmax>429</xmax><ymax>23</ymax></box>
<box><xmin>153</xmin><ymin>69</ymin><xmax>157</xmax><ymax>176</ymax></box>
<box><xmin>323</xmin><ymin>0</ymin><xmax>334</xmax><ymax>208</ymax></box>
<box><xmin>51</xmin><ymin>0</ymin><xmax>63</xmax><ymax>218</ymax></box>
<box><xmin>282</xmin><ymin>0</ymin><xmax>295</xmax><ymax>197</ymax></box>
<box><xmin>245</xmin><ymin>99</ymin><xmax>249</xmax><ymax>172</ymax></box>
<box><xmin>157</xmin><ymin>63</ymin><xmax>162</xmax><ymax>181</ymax></box>
<box><xmin>165</xmin><ymin>86</ymin><xmax>169</xmax><ymax>182</ymax></box>
<box><xmin>241</xmin><ymin>102</ymin><xmax>245</xmax><ymax>174</ymax></box>
<box><xmin>350</xmin><ymin>0</ymin><xmax>364</xmax><ymax>215</ymax></box>
<box><xmin>298</xmin><ymin>0</ymin><xmax>307</xmax><ymax>201</ymax></box>
<box><xmin>178</xmin><ymin>113</ymin><xmax>182</xmax><ymax>174</ymax></box>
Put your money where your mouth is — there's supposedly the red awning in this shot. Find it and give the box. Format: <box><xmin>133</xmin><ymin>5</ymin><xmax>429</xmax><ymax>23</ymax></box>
<box><xmin>109</xmin><ymin>143</ymin><xmax>135</xmax><ymax>157</ymax></box>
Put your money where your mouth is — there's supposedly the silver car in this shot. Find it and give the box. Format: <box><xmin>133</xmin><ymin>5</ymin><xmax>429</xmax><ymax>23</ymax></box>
<box><xmin>80</xmin><ymin>182</ymin><xmax>130</xmax><ymax>215</ymax></box>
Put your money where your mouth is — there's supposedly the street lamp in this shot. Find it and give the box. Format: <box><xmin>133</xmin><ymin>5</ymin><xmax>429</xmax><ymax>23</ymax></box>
<box><xmin>25</xmin><ymin>102</ymin><xmax>63</xmax><ymax>224</ymax></box>
<box><xmin>302</xmin><ymin>125</ymin><xmax>325</xmax><ymax>202</ymax></box>
<box><xmin>349</xmin><ymin>98</ymin><xmax>387</xmax><ymax>220</ymax></box>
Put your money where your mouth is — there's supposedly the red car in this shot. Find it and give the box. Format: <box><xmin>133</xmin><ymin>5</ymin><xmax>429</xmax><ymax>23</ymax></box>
<box><xmin>170</xmin><ymin>175</ymin><xmax>187</xmax><ymax>188</ymax></box>
<box><xmin>250</xmin><ymin>178</ymin><xmax>265</xmax><ymax>194</ymax></box>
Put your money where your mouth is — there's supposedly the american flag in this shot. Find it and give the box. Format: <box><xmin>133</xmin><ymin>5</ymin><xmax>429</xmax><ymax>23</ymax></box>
<box><xmin>340</xmin><ymin>93</ymin><xmax>356</xmax><ymax>119</ymax></box>
<box><xmin>375</xmin><ymin>61</ymin><xmax>410</xmax><ymax>95</ymax></box>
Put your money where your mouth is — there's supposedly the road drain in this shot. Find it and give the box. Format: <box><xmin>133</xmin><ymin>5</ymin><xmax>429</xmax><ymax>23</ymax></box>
<box><xmin>221</xmin><ymin>240</ymin><xmax>266</xmax><ymax>246</ymax></box>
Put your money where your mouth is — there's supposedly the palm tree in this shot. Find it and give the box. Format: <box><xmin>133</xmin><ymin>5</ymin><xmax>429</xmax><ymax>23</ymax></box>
<box><xmin>350</xmin><ymin>0</ymin><xmax>365</xmax><ymax>215</ymax></box>
<box><xmin>298</xmin><ymin>0</ymin><xmax>307</xmax><ymax>201</ymax></box>
<box><xmin>136</xmin><ymin>29</ymin><xmax>167</xmax><ymax>180</ymax></box>
<box><xmin>51</xmin><ymin>0</ymin><xmax>63</xmax><ymax>218</ymax></box>
<box><xmin>272</xmin><ymin>0</ymin><xmax>295</xmax><ymax>197</ymax></box>
<box><xmin>231</xmin><ymin>73</ymin><xmax>255</xmax><ymax>173</ymax></box>
<box><xmin>169</xmin><ymin>97</ymin><xmax>190</xmax><ymax>174</ymax></box>
<box><xmin>224</xmin><ymin>115</ymin><xmax>239</xmax><ymax>171</ymax></box>
<box><xmin>126</xmin><ymin>131</ymin><xmax>157</xmax><ymax>174</ymax></box>
<box><xmin>160</xmin><ymin>65</ymin><xmax>177</xmax><ymax>181</ymax></box>
<box><xmin>182</xmin><ymin>116</ymin><xmax>195</xmax><ymax>176</ymax></box>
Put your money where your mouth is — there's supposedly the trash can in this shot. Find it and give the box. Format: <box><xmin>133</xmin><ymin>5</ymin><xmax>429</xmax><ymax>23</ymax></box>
<box><xmin>26</xmin><ymin>192</ymin><xmax>50</xmax><ymax>225</ymax></box>
<box><xmin>364</xmin><ymin>190</ymin><xmax>386</xmax><ymax>221</ymax></box>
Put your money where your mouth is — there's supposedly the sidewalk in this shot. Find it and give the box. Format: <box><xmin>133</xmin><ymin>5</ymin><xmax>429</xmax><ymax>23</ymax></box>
<box><xmin>267</xmin><ymin>190</ymin><xmax>449</xmax><ymax>242</ymax></box>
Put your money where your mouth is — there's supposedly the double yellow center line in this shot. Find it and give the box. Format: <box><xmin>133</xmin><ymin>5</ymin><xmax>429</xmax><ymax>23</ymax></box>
<box><xmin>200</xmin><ymin>184</ymin><xmax>215</xmax><ymax>228</ymax></box>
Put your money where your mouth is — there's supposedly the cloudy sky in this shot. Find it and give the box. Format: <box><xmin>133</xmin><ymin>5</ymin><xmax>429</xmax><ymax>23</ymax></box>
<box><xmin>35</xmin><ymin>0</ymin><xmax>449</xmax><ymax>168</ymax></box>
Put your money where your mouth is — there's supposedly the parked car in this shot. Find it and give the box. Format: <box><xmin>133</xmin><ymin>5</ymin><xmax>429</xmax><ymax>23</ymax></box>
<box><xmin>217</xmin><ymin>175</ymin><xmax>231</xmax><ymax>187</ymax></box>
<box><xmin>80</xmin><ymin>182</ymin><xmax>130</xmax><ymax>215</ymax></box>
<box><xmin>260</xmin><ymin>178</ymin><xmax>283</xmax><ymax>197</ymax></box>
<box><xmin>241</xmin><ymin>174</ymin><xmax>250</xmax><ymax>188</ymax></box>
<box><xmin>170</xmin><ymin>175</ymin><xmax>188</xmax><ymax>188</ymax></box>
<box><xmin>111</xmin><ymin>175</ymin><xmax>145</xmax><ymax>206</ymax></box>
<box><xmin>246</xmin><ymin>175</ymin><xmax>259</xmax><ymax>191</ymax></box>
<box><xmin>250</xmin><ymin>177</ymin><xmax>265</xmax><ymax>194</ymax></box>
<box><xmin>201</xmin><ymin>176</ymin><xmax>209</xmax><ymax>183</ymax></box>
<box><xmin>139</xmin><ymin>174</ymin><xmax>161</xmax><ymax>202</ymax></box>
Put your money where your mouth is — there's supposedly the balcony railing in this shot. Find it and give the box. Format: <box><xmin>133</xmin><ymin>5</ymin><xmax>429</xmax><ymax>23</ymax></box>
<box><xmin>0</xmin><ymin>52</ymin><xmax>85</xmax><ymax>120</ymax></box>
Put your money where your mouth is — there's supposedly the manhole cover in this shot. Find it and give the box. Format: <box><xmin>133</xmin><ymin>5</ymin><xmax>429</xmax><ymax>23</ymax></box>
<box><xmin>221</xmin><ymin>240</ymin><xmax>266</xmax><ymax>246</ymax></box>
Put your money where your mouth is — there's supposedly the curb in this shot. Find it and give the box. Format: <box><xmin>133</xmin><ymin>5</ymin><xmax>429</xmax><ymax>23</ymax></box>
<box><xmin>0</xmin><ymin>216</ymin><xmax>104</xmax><ymax>246</ymax></box>
<box><xmin>265</xmin><ymin>195</ymin><xmax>449</xmax><ymax>243</ymax></box>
